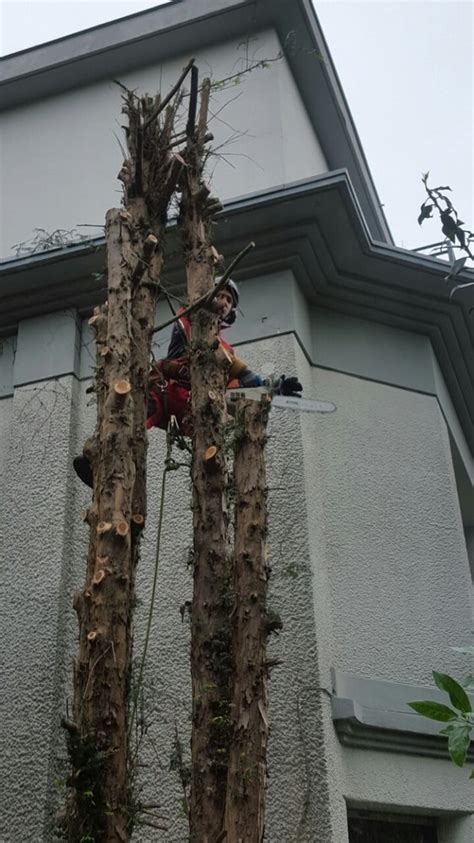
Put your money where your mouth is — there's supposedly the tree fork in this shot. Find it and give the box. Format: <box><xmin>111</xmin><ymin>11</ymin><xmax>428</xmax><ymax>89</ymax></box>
<box><xmin>118</xmin><ymin>85</ymin><xmax>185</xmax><ymax>540</ymax></box>
<box><xmin>224</xmin><ymin>397</ymin><xmax>271</xmax><ymax>843</ymax></box>
<box><xmin>66</xmin><ymin>65</ymin><xmax>192</xmax><ymax>842</ymax></box>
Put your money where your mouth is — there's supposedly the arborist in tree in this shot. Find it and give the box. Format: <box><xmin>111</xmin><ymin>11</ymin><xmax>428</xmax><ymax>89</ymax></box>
<box><xmin>74</xmin><ymin>279</ymin><xmax>302</xmax><ymax>486</ymax></box>
<box><xmin>146</xmin><ymin>278</ymin><xmax>303</xmax><ymax>436</ymax></box>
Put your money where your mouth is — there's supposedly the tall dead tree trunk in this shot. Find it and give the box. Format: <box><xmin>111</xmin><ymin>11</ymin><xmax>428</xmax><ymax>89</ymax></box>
<box><xmin>65</xmin><ymin>67</ymin><xmax>192</xmax><ymax>842</ymax></box>
<box><xmin>68</xmin><ymin>208</ymin><xmax>136</xmax><ymax>841</ymax></box>
<box><xmin>224</xmin><ymin>398</ymin><xmax>271</xmax><ymax>842</ymax></box>
<box><xmin>66</xmin><ymin>56</ymin><xmax>273</xmax><ymax>842</ymax></box>
<box><xmin>180</xmin><ymin>73</ymin><xmax>233</xmax><ymax>841</ymax></box>
<box><xmin>178</xmin><ymin>71</ymin><xmax>272</xmax><ymax>840</ymax></box>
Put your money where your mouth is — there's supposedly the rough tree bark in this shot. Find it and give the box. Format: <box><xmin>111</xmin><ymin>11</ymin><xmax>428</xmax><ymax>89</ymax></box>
<box><xmin>68</xmin><ymin>208</ymin><xmax>136</xmax><ymax>842</ymax></box>
<box><xmin>180</xmin><ymin>72</ymin><xmax>233</xmax><ymax>841</ymax></box>
<box><xmin>65</xmin><ymin>57</ymin><xmax>273</xmax><ymax>843</ymax></box>
<box><xmin>224</xmin><ymin>398</ymin><xmax>271</xmax><ymax>842</ymax></box>
<box><xmin>65</xmin><ymin>69</ymin><xmax>192</xmax><ymax>842</ymax></box>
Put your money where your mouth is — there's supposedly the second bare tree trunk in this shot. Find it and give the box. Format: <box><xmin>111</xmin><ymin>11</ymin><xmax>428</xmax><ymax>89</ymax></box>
<box><xmin>180</xmin><ymin>75</ymin><xmax>233</xmax><ymax>841</ymax></box>
<box><xmin>225</xmin><ymin>397</ymin><xmax>271</xmax><ymax>842</ymax></box>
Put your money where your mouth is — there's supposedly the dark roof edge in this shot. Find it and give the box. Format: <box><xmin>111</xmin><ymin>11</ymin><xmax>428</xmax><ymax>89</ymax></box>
<box><xmin>0</xmin><ymin>0</ymin><xmax>257</xmax><ymax>85</ymax></box>
<box><xmin>298</xmin><ymin>0</ymin><xmax>392</xmax><ymax>243</ymax></box>
<box><xmin>1</xmin><ymin>173</ymin><xmax>473</xmax><ymax>464</ymax></box>
<box><xmin>0</xmin><ymin>172</ymin><xmax>469</xmax><ymax>283</ymax></box>
<box><xmin>1</xmin><ymin>1</ymin><xmax>182</xmax><ymax>61</ymax></box>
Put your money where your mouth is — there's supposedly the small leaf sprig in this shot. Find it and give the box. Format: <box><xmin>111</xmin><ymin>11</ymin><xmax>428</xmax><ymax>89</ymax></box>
<box><xmin>418</xmin><ymin>173</ymin><xmax>474</xmax><ymax>295</ymax></box>
<box><xmin>11</xmin><ymin>226</ymin><xmax>102</xmax><ymax>258</ymax></box>
<box><xmin>409</xmin><ymin>655</ymin><xmax>474</xmax><ymax>775</ymax></box>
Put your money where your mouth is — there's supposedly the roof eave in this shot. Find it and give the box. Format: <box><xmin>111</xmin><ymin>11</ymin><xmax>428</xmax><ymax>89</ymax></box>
<box><xmin>1</xmin><ymin>173</ymin><xmax>472</xmax><ymax>447</ymax></box>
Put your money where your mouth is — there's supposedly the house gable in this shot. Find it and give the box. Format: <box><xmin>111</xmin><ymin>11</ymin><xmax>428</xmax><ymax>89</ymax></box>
<box><xmin>0</xmin><ymin>0</ymin><xmax>391</xmax><ymax>247</ymax></box>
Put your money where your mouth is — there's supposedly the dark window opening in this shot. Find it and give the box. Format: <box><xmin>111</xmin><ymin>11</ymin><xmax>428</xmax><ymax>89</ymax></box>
<box><xmin>348</xmin><ymin>811</ymin><xmax>438</xmax><ymax>843</ymax></box>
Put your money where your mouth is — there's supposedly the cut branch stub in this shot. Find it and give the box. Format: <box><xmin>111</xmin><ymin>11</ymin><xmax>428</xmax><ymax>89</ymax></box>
<box><xmin>210</xmin><ymin>246</ymin><xmax>224</xmax><ymax>266</ymax></box>
<box><xmin>114</xmin><ymin>380</ymin><xmax>131</xmax><ymax>396</ymax></box>
<box><xmin>114</xmin><ymin>520</ymin><xmax>130</xmax><ymax>538</ymax></box>
<box><xmin>97</xmin><ymin>521</ymin><xmax>113</xmax><ymax>535</ymax></box>
<box><xmin>131</xmin><ymin>513</ymin><xmax>145</xmax><ymax>528</ymax></box>
<box><xmin>88</xmin><ymin>313</ymin><xmax>104</xmax><ymax>331</ymax></box>
<box><xmin>131</xmin><ymin>234</ymin><xmax>159</xmax><ymax>288</ymax></box>
<box><xmin>202</xmin><ymin>198</ymin><xmax>223</xmax><ymax>219</ymax></box>
<box><xmin>144</xmin><ymin>232</ymin><xmax>158</xmax><ymax>250</ymax></box>
<box><xmin>204</xmin><ymin>445</ymin><xmax>217</xmax><ymax>462</ymax></box>
<box><xmin>92</xmin><ymin>570</ymin><xmax>106</xmax><ymax>587</ymax></box>
<box><xmin>61</xmin><ymin>718</ymin><xmax>79</xmax><ymax>735</ymax></box>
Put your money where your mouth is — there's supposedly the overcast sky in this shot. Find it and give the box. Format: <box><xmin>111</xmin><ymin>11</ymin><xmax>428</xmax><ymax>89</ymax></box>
<box><xmin>1</xmin><ymin>0</ymin><xmax>472</xmax><ymax>252</ymax></box>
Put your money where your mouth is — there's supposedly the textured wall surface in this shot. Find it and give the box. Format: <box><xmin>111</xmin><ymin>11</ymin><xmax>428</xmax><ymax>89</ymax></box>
<box><xmin>0</xmin><ymin>29</ymin><xmax>327</xmax><ymax>257</ymax></box>
<box><xmin>1</xmin><ymin>319</ymin><xmax>473</xmax><ymax>841</ymax></box>
<box><xmin>0</xmin><ymin>336</ymin><xmax>15</xmax><ymax>396</ymax></box>
<box><xmin>305</xmin><ymin>364</ymin><xmax>473</xmax><ymax>685</ymax></box>
<box><xmin>296</xmin><ymin>349</ymin><xmax>474</xmax><ymax>843</ymax></box>
<box><xmin>0</xmin><ymin>376</ymin><xmax>82</xmax><ymax>840</ymax></box>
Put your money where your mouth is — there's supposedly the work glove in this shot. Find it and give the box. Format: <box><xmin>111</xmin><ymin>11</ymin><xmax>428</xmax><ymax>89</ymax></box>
<box><xmin>275</xmin><ymin>375</ymin><xmax>303</xmax><ymax>397</ymax></box>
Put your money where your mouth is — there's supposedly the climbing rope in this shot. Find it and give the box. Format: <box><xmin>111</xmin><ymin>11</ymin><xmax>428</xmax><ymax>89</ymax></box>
<box><xmin>128</xmin><ymin>426</ymin><xmax>187</xmax><ymax>739</ymax></box>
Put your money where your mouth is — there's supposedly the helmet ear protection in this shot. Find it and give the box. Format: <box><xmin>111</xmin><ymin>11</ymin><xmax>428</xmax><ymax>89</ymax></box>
<box><xmin>215</xmin><ymin>277</ymin><xmax>239</xmax><ymax>307</ymax></box>
<box><xmin>215</xmin><ymin>276</ymin><xmax>239</xmax><ymax>327</ymax></box>
<box><xmin>224</xmin><ymin>278</ymin><xmax>239</xmax><ymax>308</ymax></box>
<box><xmin>222</xmin><ymin>308</ymin><xmax>236</xmax><ymax>326</ymax></box>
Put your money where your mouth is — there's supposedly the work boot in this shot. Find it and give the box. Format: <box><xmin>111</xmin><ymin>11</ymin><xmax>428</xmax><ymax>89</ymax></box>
<box><xmin>73</xmin><ymin>455</ymin><xmax>93</xmax><ymax>489</ymax></box>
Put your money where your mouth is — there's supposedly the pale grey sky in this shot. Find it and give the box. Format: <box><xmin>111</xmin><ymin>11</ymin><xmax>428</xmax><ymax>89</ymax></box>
<box><xmin>1</xmin><ymin>0</ymin><xmax>473</xmax><ymax>252</ymax></box>
<box><xmin>316</xmin><ymin>0</ymin><xmax>473</xmax><ymax>251</ymax></box>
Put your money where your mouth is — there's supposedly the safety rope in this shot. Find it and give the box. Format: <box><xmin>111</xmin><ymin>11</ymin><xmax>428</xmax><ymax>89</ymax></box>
<box><xmin>128</xmin><ymin>427</ymin><xmax>185</xmax><ymax>739</ymax></box>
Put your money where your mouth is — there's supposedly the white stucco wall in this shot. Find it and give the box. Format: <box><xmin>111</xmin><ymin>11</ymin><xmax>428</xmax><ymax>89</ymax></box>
<box><xmin>1</xmin><ymin>298</ymin><xmax>473</xmax><ymax>840</ymax></box>
<box><xmin>0</xmin><ymin>377</ymin><xmax>83</xmax><ymax>840</ymax></box>
<box><xmin>298</xmin><ymin>342</ymin><xmax>473</xmax><ymax>841</ymax></box>
<box><xmin>0</xmin><ymin>29</ymin><xmax>327</xmax><ymax>258</ymax></box>
<box><xmin>302</xmin><ymin>364</ymin><xmax>473</xmax><ymax>685</ymax></box>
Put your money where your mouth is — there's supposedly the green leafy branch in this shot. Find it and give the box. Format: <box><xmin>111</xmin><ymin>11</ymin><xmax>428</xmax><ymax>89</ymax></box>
<box><xmin>408</xmin><ymin>657</ymin><xmax>474</xmax><ymax>775</ymax></box>
<box><xmin>418</xmin><ymin>173</ymin><xmax>474</xmax><ymax>294</ymax></box>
